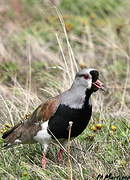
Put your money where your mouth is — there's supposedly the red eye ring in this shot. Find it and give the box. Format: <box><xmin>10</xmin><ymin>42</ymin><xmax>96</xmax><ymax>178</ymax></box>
<box><xmin>83</xmin><ymin>74</ymin><xmax>90</xmax><ymax>79</ymax></box>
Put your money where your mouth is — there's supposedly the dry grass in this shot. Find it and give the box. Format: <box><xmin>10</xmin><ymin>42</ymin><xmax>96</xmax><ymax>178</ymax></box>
<box><xmin>0</xmin><ymin>1</ymin><xmax>130</xmax><ymax>179</ymax></box>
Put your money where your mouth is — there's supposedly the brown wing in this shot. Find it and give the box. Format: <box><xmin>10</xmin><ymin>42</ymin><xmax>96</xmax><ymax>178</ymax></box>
<box><xmin>28</xmin><ymin>97</ymin><xmax>60</xmax><ymax>124</ymax></box>
<box><xmin>2</xmin><ymin>97</ymin><xmax>60</xmax><ymax>145</ymax></box>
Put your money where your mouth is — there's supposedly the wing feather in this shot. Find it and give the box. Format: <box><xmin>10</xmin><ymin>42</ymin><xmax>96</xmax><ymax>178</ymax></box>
<box><xmin>28</xmin><ymin>97</ymin><xmax>60</xmax><ymax>123</ymax></box>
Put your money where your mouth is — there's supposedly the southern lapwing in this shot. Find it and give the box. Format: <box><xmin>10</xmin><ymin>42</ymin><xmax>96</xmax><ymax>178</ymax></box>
<box><xmin>2</xmin><ymin>68</ymin><xmax>104</xmax><ymax>168</ymax></box>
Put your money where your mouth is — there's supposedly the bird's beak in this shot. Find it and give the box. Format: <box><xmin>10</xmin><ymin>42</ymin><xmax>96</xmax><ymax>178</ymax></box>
<box><xmin>92</xmin><ymin>79</ymin><xmax>105</xmax><ymax>91</ymax></box>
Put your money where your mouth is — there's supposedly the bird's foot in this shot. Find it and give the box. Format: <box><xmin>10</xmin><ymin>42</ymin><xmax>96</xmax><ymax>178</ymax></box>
<box><xmin>58</xmin><ymin>149</ymin><xmax>64</xmax><ymax>161</ymax></box>
<box><xmin>41</xmin><ymin>152</ymin><xmax>47</xmax><ymax>168</ymax></box>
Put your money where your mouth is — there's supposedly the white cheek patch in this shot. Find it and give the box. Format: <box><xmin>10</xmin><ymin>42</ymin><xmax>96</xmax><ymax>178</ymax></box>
<box><xmin>87</xmin><ymin>79</ymin><xmax>92</xmax><ymax>89</ymax></box>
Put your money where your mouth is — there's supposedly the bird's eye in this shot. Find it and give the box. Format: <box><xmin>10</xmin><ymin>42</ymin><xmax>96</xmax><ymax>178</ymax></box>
<box><xmin>83</xmin><ymin>74</ymin><xmax>90</xmax><ymax>80</ymax></box>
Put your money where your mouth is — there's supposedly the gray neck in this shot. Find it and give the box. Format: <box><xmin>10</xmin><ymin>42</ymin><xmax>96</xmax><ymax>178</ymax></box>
<box><xmin>60</xmin><ymin>84</ymin><xmax>91</xmax><ymax>109</ymax></box>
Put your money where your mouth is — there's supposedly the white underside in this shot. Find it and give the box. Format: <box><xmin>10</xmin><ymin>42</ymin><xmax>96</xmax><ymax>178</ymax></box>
<box><xmin>14</xmin><ymin>139</ymin><xmax>22</xmax><ymax>143</ymax></box>
<box><xmin>33</xmin><ymin>121</ymin><xmax>51</xmax><ymax>153</ymax></box>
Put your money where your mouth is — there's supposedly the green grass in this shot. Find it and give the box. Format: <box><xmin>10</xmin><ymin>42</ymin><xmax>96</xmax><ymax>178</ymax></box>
<box><xmin>0</xmin><ymin>0</ymin><xmax>130</xmax><ymax>179</ymax></box>
<box><xmin>0</xmin><ymin>115</ymin><xmax>129</xmax><ymax>179</ymax></box>
<box><xmin>60</xmin><ymin>0</ymin><xmax>123</xmax><ymax>17</ymax></box>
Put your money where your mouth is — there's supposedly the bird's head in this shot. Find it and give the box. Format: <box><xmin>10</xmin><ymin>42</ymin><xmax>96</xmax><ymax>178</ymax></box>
<box><xmin>73</xmin><ymin>68</ymin><xmax>104</xmax><ymax>92</ymax></box>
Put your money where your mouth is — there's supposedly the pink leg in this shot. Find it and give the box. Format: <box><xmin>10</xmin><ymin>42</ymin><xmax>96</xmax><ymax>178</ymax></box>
<box><xmin>58</xmin><ymin>149</ymin><xmax>64</xmax><ymax>161</ymax></box>
<box><xmin>41</xmin><ymin>152</ymin><xmax>47</xmax><ymax>168</ymax></box>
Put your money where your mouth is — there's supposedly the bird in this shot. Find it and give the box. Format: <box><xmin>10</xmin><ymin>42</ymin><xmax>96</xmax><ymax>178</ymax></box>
<box><xmin>2</xmin><ymin>68</ymin><xmax>104</xmax><ymax>168</ymax></box>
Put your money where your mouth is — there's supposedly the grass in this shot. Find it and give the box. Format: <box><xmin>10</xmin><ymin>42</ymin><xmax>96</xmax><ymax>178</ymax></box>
<box><xmin>0</xmin><ymin>0</ymin><xmax>130</xmax><ymax>179</ymax></box>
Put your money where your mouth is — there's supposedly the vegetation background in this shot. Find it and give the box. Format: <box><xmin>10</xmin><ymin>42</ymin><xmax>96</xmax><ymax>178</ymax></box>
<box><xmin>0</xmin><ymin>0</ymin><xmax>130</xmax><ymax>179</ymax></box>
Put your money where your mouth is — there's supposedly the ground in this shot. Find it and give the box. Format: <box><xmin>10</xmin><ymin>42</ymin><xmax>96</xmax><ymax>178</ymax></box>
<box><xmin>0</xmin><ymin>0</ymin><xmax>130</xmax><ymax>179</ymax></box>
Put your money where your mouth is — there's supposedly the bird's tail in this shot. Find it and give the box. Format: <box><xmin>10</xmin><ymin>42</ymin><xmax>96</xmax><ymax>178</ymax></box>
<box><xmin>2</xmin><ymin>122</ymin><xmax>23</xmax><ymax>148</ymax></box>
<box><xmin>2</xmin><ymin>105</ymin><xmax>42</xmax><ymax>148</ymax></box>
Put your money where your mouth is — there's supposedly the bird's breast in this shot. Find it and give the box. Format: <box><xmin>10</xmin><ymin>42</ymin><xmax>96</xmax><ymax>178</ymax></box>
<box><xmin>48</xmin><ymin>104</ymin><xmax>92</xmax><ymax>139</ymax></box>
